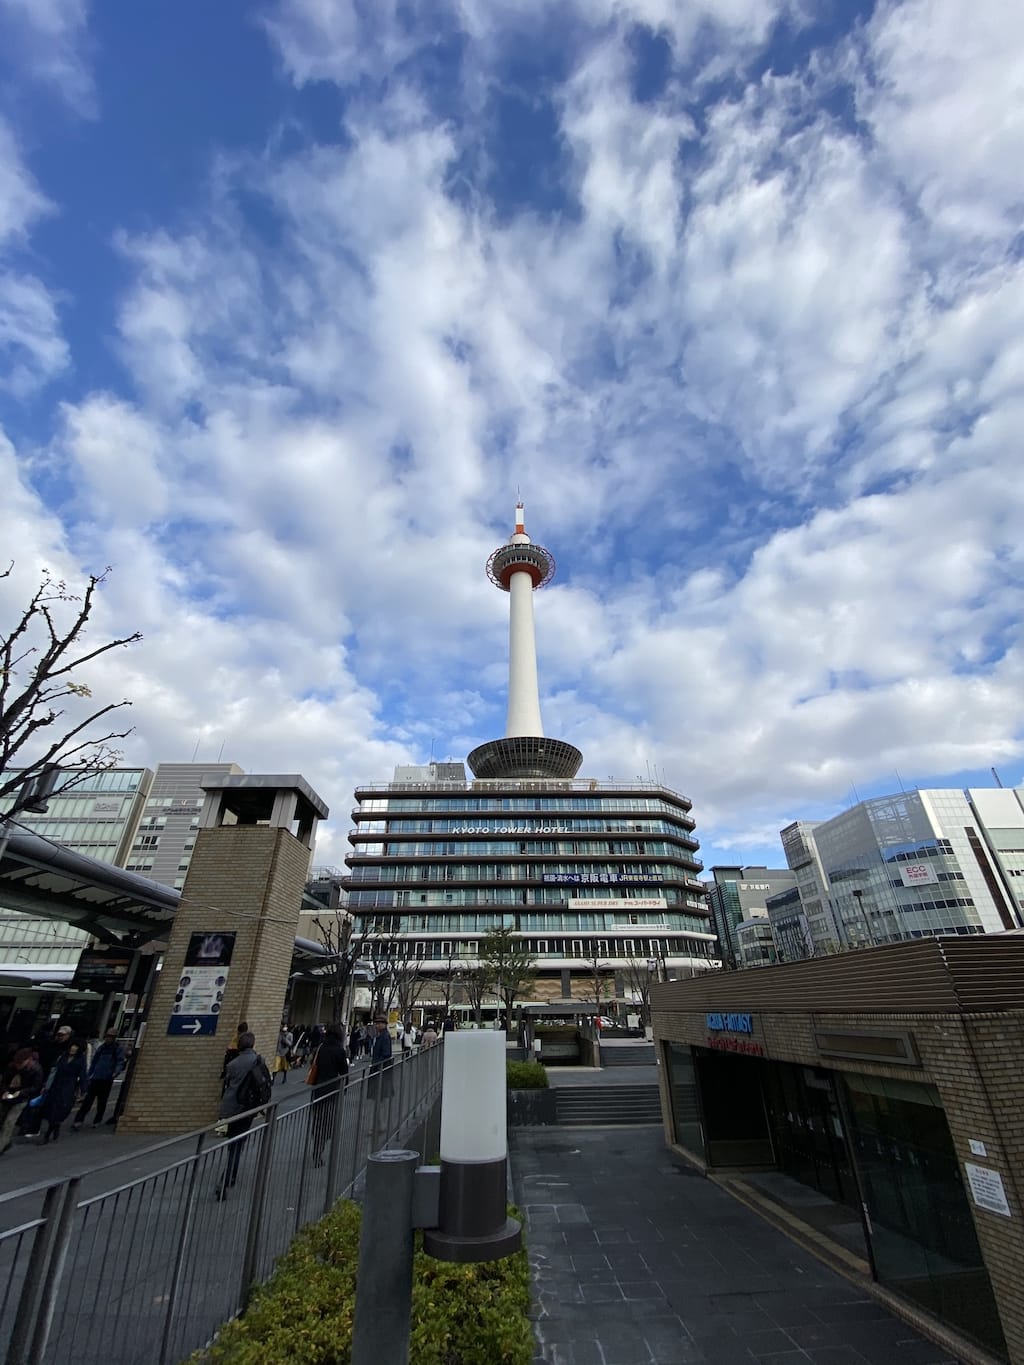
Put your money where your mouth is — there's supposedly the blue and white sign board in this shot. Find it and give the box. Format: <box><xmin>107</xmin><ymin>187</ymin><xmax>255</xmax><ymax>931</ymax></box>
<box><xmin>168</xmin><ymin>1014</ymin><xmax>220</xmax><ymax>1037</ymax></box>
<box><xmin>167</xmin><ymin>931</ymin><xmax>236</xmax><ymax>1037</ymax></box>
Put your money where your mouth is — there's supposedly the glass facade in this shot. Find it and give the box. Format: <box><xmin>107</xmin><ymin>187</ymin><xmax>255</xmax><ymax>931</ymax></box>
<box><xmin>342</xmin><ymin>771</ymin><xmax>713</xmax><ymax>987</ymax></box>
<box><xmin>843</xmin><ymin>1072</ymin><xmax>1006</xmax><ymax>1359</ymax></box>
<box><xmin>782</xmin><ymin>790</ymin><xmax>1024</xmax><ymax>953</ymax></box>
<box><xmin>1</xmin><ymin>768</ymin><xmax>154</xmax><ymax>973</ymax></box>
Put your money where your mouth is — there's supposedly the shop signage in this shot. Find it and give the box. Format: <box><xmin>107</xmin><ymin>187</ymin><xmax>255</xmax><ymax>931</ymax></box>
<box><xmin>900</xmin><ymin>862</ymin><xmax>938</xmax><ymax>887</ymax></box>
<box><xmin>705</xmin><ymin>1035</ymin><xmax>765</xmax><ymax>1057</ymax></box>
<box><xmin>168</xmin><ymin>931</ymin><xmax>236</xmax><ymax>1038</ymax></box>
<box><xmin>452</xmin><ymin>825</ymin><xmax>570</xmax><ymax>835</ymax></box>
<box><xmin>72</xmin><ymin>947</ymin><xmax>134</xmax><ymax>995</ymax></box>
<box><xmin>568</xmin><ymin>897</ymin><xmax>667</xmax><ymax>910</ymax></box>
<box><xmin>543</xmin><ymin>872</ymin><xmax>662</xmax><ymax>885</ymax></box>
<box><xmin>964</xmin><ymin>1163</ymin><xmax>1012</xmax><ymax>1218</ymax></box>
<box><xmin>706</xmin><ymin>1012</ymin><xmax>753</xmax><ymax>1034</ymax></box>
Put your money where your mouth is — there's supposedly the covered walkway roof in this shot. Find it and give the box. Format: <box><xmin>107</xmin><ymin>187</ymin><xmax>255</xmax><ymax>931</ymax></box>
<box><xmin>0</xmin><ymin>826</ymin><xmax>335</xmax><ymax>982</ymax></box>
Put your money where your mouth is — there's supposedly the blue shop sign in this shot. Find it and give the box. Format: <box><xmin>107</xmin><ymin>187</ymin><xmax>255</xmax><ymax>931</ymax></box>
<box><xmin>706</xmin><ymin>1012</ymin><xmax>754</xmax><ymax>1035</ymax></box>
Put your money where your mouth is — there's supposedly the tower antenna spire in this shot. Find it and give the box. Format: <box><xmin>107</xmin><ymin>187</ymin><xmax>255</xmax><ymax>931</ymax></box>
<box><xmin>467</xmin><ymin>503</ymin><xmax>582</xmax><ymax>781</ymax></box>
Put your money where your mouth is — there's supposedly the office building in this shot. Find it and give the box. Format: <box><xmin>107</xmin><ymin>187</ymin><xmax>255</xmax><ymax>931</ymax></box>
<box><xmin>342</xmin><ymin>506</ymin><xmax>713</xmax><ymax>1003</ymax></box>
<box><xmin>704</xmin><ymin>865</ymin><xmax>796</xmax><ymax>965</ymax></box>
<box><xmin>780</xmin><ymin>787</ymin><xmax>1024</xmax><ymax>953</ymax></box>
<box><xmin>124</xmin><ymin>762</ymin><xmax>243</xmax><ymax>887</ymax></box>
<box><xmin>0</xmin><ymin>762</ymin><xmax>243</xmax><ymax>985</ymax></box>
<box><xmin>735</xmin><ymin>915</ymin><xmax>777</xmax><ymax>967</ymax></box>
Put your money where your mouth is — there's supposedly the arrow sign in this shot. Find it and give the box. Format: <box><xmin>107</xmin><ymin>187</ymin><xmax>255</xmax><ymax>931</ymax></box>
<box><xmin>168</xmin><ymin>1014</ymin><xmax>219</xmax><ymax>1037</ymax></box>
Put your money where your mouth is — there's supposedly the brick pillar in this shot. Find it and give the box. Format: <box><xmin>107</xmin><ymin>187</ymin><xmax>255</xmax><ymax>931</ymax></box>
<box><xmin>119</xmin><ymin>825</ymin><xmax>310</xmax><ymax>1134</ymax></box>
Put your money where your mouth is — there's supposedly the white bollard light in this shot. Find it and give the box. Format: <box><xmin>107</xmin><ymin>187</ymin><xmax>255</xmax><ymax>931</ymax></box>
<box><xmin>423</xmin><ymin>1030</ymin><xmax>521</xmax><ymax>1262</ymax></box>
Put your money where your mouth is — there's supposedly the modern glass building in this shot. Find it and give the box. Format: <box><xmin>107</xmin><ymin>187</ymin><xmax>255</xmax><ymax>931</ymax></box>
<box><xmin>781</xmin><ymin>788</ymin><xmax>1024</xmax><ymax>952</ymax></box>
<box><xmin>343</xmin><ymin>761</ymin><xmax>714</xmax><ymax>997</ymax></box>
<box><xmin>704</xmin><ymin>865</ymin><xmax>796</xmax><ymax>965</ymax></box>
<box><xmin>0</xmin><ymin>762</ymin><xmax>244</xmax><ymax>984</ymax></box>
<box><xmin>0</xmin><ymin>768</ymin><xmax>154</xmax><ymax>980</ymax></box>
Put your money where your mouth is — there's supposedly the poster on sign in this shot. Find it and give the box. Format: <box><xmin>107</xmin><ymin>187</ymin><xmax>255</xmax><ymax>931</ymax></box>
<box><xmin>168</xmin><ymin>932</ymin><xmax>236</xmax><ymax>1036</ymax></box>
<box><xmin>900</xmin><ymin>863</ymin><xmax>938</xmax><ymax>887</ymax></box>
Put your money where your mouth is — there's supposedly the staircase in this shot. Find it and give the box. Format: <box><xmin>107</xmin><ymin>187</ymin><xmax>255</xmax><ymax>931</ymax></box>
<box><xmin>600</xmin><ymin>1043</ymin><xmax>656</xmax><ymax>1067</ymax></box>
<box><xmin>553</xmin><ymin>1084</ymin><xmax>663</xmax><ymax>1126</ymax></box>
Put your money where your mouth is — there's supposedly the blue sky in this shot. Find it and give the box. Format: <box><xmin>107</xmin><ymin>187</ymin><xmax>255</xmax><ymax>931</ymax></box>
<box><xmin>2</xmin><ymin>0</ymin><xmax>1023</xmax><ymax>872</ymax></box>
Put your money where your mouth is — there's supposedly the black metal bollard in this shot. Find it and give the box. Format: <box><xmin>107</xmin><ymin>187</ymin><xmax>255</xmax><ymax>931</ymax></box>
<box><xmin>350</xmin><ymin>1149</ymin><xmax>419</xmax><ymax>1365</ymax></box>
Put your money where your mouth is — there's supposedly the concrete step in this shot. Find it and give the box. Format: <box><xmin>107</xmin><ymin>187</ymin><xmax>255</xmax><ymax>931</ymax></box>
<box><xmin>554</xmin><ymin>1085</ymin><xmax>663</xmax><ymax>1125</ymax></box>
<box><xmin>600</xmin><ymin>1045</ymin><xmax>656</xmax><ymax>1067</ymax></box>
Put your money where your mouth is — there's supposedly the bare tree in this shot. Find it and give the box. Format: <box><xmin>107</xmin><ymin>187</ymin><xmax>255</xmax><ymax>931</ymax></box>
<box><xmin>461</xmin><ymin>964</ymin><xmax>494</xmax><ymax>1026</ymax></box>
<box><xmin>479</xmin><ymin>927</ymin><xmax>536</xmax><ymax>1035</ymax></box>
<box><xmin>432</xmin><ymin>944</ymin><xmax>461</xmax><ymax>1019</ymax></box>
<box><xmin>581</xmin><ymin>950</ymin><xmax>614</xmax><ymax>1014</ymax></box>
<box><xmin>310</xmin><ymin>910</ymin><xmax>362</xmax><ymax>1024</ymax></box>
<box><xmin>392</xmin><ymin>941</ymin><xmax>427</xmax><ymax>1022</ymax></box>
<box><xmin>622</xmin><ymin>956</ymin><xmax>656</xmax><ymax>1027</ymax></box>
<box><xmin>1</xmin><ymin>567</ymin><xmax>141</xmax><ymax>817</ymax></box>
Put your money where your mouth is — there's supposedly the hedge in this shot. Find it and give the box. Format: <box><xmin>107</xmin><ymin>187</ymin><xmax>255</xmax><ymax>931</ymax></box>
<box><xmin>505</xmin><ymin>1060</ymin><xmax>548</xmax><ymax>1089</ymax></box>
<box><xmin>189</xmin><ymin>1198</ymin><xmax>532</xmax><ymax>1365</ymax></box>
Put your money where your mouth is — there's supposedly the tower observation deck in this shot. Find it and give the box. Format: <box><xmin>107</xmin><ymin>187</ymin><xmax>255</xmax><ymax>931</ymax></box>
<box><xmin>468</xmin><ymin>504</ymin><xmax>583</xmax><ymax>782</ymax></box>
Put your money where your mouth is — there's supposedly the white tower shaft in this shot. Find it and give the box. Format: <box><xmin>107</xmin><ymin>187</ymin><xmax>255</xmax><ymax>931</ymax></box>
<box><xmin>506</xmin><ymin>569</ymin><xmax>544</xmax><ymax>737</ymax></box>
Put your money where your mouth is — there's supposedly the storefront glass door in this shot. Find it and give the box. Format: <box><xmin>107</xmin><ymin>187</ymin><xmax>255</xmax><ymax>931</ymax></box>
<box><xmin>842</xmin><ymin>1072</ymin><xmax>1007</xmax><ymax>1361</ymax></box>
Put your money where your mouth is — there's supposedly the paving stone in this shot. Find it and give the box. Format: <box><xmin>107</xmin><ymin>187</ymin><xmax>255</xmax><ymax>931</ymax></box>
<box><xmin>741</xmin><ymin>1328</ymin><xmax>801</xmax><ymax>1358</ymax></box>
<box><xmin>511</xmin><ymin>1129</ymin><xmax>954</xmax><ymax>1365</ymax></box>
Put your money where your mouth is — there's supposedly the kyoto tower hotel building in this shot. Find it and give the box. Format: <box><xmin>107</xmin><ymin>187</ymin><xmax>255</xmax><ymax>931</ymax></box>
<box><xmin>341</xmin><ymin>506</ymin><xmax>715</xmax><ymax>1003</ymax></box>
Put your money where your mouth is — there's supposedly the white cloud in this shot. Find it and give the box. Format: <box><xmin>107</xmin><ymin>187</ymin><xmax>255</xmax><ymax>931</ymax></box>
<box><xmin>4</xmin><ymin>0</ymin><xmax>1023</xmax><ymax>875</ymax></box>
<box><xmin>856</xmin><ymin>0</ymin><xmax>1024</xmax><ymax>259</ymax></box>
<box><xmin>0</xmin><ymin>0</ymin><xmax>94</xmax><ymax>113</ymax></box>
<box><xmin>0</xmin><ymin>122</ymin><xmax>67</xmax><ymax>391</ymax></box>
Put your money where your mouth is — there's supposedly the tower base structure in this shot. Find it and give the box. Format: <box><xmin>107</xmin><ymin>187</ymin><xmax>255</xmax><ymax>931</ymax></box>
<box><xmin>467</xmin><ymin>736</ymin><xmax>583</xmax><ymax>781</ymax></box>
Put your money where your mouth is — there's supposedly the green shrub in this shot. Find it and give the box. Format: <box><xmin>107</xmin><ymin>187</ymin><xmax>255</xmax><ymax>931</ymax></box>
<box><xmin>506</xmin><ymin>1060</ymin><xmax>548</xmax><ymax>1089</ymax></box>
<box><xmin>190</xmin><ymin>1199</ymin><xmax>532</xmax><ymax>1365</ymax></box>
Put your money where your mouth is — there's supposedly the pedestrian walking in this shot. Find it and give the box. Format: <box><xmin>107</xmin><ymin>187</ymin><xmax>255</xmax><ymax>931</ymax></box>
<box><xmin>38</xmin><ymin>1039</ymin><xmax>88</xmax><ymax>1143</ymax></box>
<box><xmin>72</xmin><ymin>1029</ymin><xmax>125</xmax><ymax>1129</ymax></box>
<box><xmin>0</xmin><ymin>1049</ymin><xmax>44</xmax><ymax>1154</ymax></box>
<box><xmin>221</xmin><ymin>1020</ymin><xmax>248</xmax><ymax>1079</ymax></box>
<box><xmin>215</xmin><ymin>1031</ymin><xmax>270</xmax><ymax>1200</ymax></box>
<box><xmin>309</xmin><ymin>1023</ymin><xmax>349</xmax><ymax>1165</ymax></box>
<box><xmin>273</xmin><ymin>1025</ymin><xmax>293</xmax><ymax>1084</ymax></box>
<box><xmin>419</xmin><ymin>1021</ymin><xmax>439</xmax><ymax>1049</ymax></box>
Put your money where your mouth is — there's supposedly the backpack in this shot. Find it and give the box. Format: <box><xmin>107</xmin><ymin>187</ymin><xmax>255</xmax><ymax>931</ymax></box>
<box><xmin>236</xmin><ymin>1054</ymin><xmax>273</xmax><ymax>1111</ymax></box>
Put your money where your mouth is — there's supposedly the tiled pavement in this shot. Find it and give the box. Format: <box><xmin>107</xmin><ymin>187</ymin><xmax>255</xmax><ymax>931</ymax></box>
<box><xmin>510</xmin><ymin>1127</ymin><xmax>963</xmax><ymax>1365</ymax></box>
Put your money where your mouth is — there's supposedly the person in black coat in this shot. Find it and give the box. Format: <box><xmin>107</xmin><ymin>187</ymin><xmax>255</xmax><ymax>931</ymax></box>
<box><xmin>39</xmin><ymin>1040</ymin><xmax>88</xmax><ymax>1143</ymax></box>
<box><xmin>310</xmin><ymin>1023</ymin><xmax>348</xmax><ymax>1165</ymax></box>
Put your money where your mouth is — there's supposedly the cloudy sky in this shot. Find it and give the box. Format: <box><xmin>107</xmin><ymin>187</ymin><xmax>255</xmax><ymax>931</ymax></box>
<box><xmin>2</xmin><ymin>0</ymin><xmax>1022</xmax><ymax>873</ymax></box>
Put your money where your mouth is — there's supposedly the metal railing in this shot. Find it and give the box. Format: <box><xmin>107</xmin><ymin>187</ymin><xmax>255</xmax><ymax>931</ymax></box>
<box><xmin>0</xmin><ymin>1045</ymin><xmax>443</xmax><ymax>1365</ymax></box>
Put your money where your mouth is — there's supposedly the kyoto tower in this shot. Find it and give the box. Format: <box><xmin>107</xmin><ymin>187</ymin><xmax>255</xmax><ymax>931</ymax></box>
<box><xmin>467</xmin><ymin>504</ymin><xmax>583</xmax><ymax>781</ymax></box>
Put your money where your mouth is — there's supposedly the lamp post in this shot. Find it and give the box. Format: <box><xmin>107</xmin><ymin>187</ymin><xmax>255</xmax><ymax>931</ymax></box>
<box><xmin>350</xmin><ymin>1029</ymin><xmax>521</xmax><ymax>1365</ymax></box>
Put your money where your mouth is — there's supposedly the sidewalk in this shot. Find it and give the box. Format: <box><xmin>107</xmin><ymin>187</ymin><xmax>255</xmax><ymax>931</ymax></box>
<box><xmin>0</xmin><ymin>1078</ymin><xmax>313</xmax><ymax>1228</ymax></box>
<box><xmin>510</xmin><ymin>1127</ymin><xmax>963</xmax><ymax>1365</ymax></box>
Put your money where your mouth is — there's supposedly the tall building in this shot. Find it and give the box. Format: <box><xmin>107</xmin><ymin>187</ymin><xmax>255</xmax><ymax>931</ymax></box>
<box><xmin>704</xmin><ymin>865</ymin><xmax>796</xmax><ymax>965</ymax></box>
<box><xmin>124</xmin><ymin>762</ymin><xmax>243</xmax><ymax>887</ymax></box>
<box><xmin>780</xmin><ymin>787</ymin><xmax>1024</xmax><ymax>952</ymax></box>
<box><xmin>0</xmin><ymin>762</ymin><xmax>243</xmax><ymax>983</ymax></box>
<box><xmin>0</xmin><ymin>767</ymin><xmax>154</xmax><ymax>980</ymax></box>
<box><xmin>342</xmin><ymin>506</ymin><xmax>713</xmax><ymax>1003</ymax></box>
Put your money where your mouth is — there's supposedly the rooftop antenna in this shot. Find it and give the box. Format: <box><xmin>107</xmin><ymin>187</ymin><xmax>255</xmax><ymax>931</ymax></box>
<box><xmin>191</xmin><ymin>737</ymin><xmax>200</xmax><ymax>762</ymax></box>
<box><xmin>992</xmin><ymin>768</ymin><xmax>1004</xmax><ymax>788</ymax></box>
<box><xmin>895</xmin><ymin>769</ymin><xmax>906</xmax><ymax>792</ymax></box>
<box><xmin>217</xmin><ymin>739</ymin><xmax>226</xmax><ymax>763</ymax></box>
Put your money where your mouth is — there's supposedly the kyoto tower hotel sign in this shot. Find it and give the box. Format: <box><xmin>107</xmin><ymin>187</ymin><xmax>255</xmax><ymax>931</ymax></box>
<box><xmin>467</xmin><ymin>504</ymin><xmax>583</xmax><ymax>781</ymax></box>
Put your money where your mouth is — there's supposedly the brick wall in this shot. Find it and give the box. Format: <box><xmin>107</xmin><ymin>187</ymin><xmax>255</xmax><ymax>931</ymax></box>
<box><xmin>119</xmin><ymin>825</ymin><xmax>308</xmax><ymax>1135</ymax></box>
<box><xmin>654</xmin><ymin>1004</ymin><xmax>1024</xmax><ymax>1362</ymax></box>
